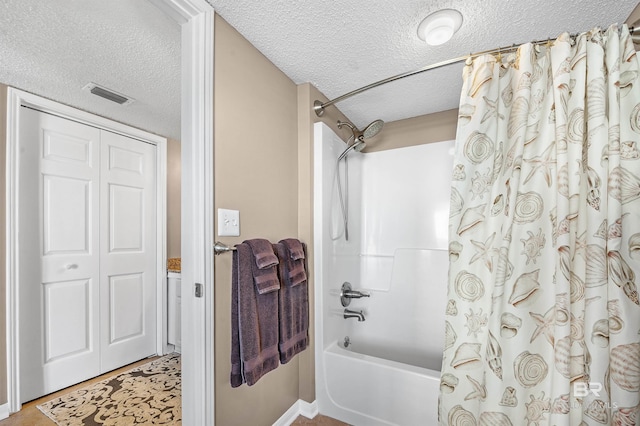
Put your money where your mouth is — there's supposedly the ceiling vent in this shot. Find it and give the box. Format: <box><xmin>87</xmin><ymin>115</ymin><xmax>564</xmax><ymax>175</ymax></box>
<box><xmin>83</xmin><ymin>83</ymin><xmax>135</xmax><ymax>106</ymax></box>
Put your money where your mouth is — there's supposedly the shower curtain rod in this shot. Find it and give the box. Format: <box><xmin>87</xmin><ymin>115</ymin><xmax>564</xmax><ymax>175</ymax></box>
<box><xmin>313</xmin><ymin>26</ymin><xmax>640</xmax><ymax>117</ymax></box>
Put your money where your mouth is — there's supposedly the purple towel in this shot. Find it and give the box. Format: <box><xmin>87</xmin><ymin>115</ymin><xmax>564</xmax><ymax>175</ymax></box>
<box><xmin>280</xmin><ymin>238</ymin><xmax>305</xmax><ymax>260</ymax></box>
<box><xmin>275</xmin><ymin>241</ymin><xmax>309</xmax><ymax>364</ymax></box>
<box><xmin>280</xmin><ymin>239</ymin><xmax>307</xmax><ymax>286</ymax></box>
<box><xmin>230</xmin><ymin>243</ymin><xmax>280</xmax><ymax>387</ymax></box>
<box><xmin>244</xmin><ymin>239</ymin><xmax>280</xmax><ymax>294</ymax></box>
<box><xmin>245</xmin><ymin>238</ymin><xmax>279</xmax><ymax>268</ymax></box>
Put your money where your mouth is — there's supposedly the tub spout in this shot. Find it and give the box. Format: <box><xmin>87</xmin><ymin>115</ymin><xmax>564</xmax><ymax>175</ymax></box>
<box><xmin>344</xmin><ymin>309</ymin><xmax>365</xmax><ymax>322</ymax></box>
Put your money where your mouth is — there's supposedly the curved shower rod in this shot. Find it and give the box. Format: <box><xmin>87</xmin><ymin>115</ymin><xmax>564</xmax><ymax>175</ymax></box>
<box><xmin>313</xmin><ymin>26</ymin><xmax>640</xmax><ymax>117</ymax></box>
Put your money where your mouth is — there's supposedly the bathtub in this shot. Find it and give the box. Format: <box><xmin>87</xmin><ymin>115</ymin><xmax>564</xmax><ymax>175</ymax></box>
<box><xmin>316</xmin><ymin>247</ymin><xmax>448</xmax><ymax>425</ymax></box>
<box><xmin>320</xmin><ymin>341</ymin><xmax>441</xmax><ymax>425</ymax></box>
<box><xmin>313</xmin><ymin>122</ymin><xmax>454</xmax><ymax>425</ymax></box>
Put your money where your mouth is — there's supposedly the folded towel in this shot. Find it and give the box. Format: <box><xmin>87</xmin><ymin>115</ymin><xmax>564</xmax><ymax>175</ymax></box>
<box><xmin>287</xmin><ymin>264</ymin><xmax>307</xmax><ymax>286</ymax></box>
<box><xmin>230</xmin><ymin>243</ymin><xmax>280</xmax><ymax>387</ymax></box>
<box><xmin>280</xmin><ymin>238</ymin><xmax>305</xmax><ymax>260</ymax></box>
<box><xmin>279</xmin><ymin>238</ymin><xmax>307</xmax><ymax>286</ymax></box>
<box><xmin>275</xmin><ymin>241</ymin><xmax>309</xmax><ymax>364</ymax></box>
<box><xmin>245</xmin><ymin>238</ymin><xmax>279</xmax><ymax>269</ymax></box>
<box><xmin>244</xmin><ymin>239</ymin><xmax>280</xmax><ymax>294</ymax></box>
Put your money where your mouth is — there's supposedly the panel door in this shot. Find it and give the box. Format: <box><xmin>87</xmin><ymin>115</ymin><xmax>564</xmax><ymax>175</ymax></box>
<box><xmin>99</xmin><ymin>131</ymin><xmax>157</xmax><ymax>372</ymax></box>
<box><xmin>19</xmin><ymin>108</ymin><xmax>101</xmax><ymax>402</ymax></box>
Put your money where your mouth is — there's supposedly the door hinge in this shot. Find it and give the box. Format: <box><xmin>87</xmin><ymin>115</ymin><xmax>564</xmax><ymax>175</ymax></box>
<box><xmin>195</xmin><ymin>282</ymin><xmax>203</xmax><ymax>298</ymax></box>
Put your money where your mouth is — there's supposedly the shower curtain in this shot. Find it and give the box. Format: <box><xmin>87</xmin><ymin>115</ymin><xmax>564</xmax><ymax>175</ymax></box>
<box><xmin>440</xmin><ymin>25</ymin><xmax>640</xmax><ymax>425</ymax></box>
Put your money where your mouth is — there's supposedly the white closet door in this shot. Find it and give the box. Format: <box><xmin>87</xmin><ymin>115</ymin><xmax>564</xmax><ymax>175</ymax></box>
<box><xmin>99</xmin><ymin>131</ymin><xmax>157</xmax><ymax>372</ymax></box>
<box><xmin>18</xmin><ymin>108</ymin><xmax>158</xmax><ymax>403</ymax></box>
<box><xmin>19</xmin><ymin>108</ymin><xmax>101</xmax><ymax>402</ymax></box>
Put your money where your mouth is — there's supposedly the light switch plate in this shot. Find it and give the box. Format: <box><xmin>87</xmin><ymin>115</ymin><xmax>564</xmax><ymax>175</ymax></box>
<box><xmin>218</xmin><ymin>208</ymin><xmax>240</xmax><ymax>236</ymax></box>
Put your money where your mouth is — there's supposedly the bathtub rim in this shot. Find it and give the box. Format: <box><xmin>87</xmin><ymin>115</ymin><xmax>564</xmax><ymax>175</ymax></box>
<box><xmin>324</xmin><ymin>340</ymin><xmax>441</xmax><ymax>379</ymax></box>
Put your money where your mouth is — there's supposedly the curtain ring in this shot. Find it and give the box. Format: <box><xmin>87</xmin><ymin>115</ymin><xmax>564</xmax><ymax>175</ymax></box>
<box><xmin>465</xmin><ymin>53</ymin><xmax>473</xmax><ymax>66</ymax></box>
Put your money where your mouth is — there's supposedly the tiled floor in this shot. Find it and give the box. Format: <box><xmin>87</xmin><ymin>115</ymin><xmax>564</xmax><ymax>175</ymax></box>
<box><xmin>292</xmin><ymin>414</ymin><xmax>350</xmax><ymax>425</ymax></box>
<box><xmin>0</xmin><ymin>356</ymin><xmax>160</xmax><ymax>426</ymax></box>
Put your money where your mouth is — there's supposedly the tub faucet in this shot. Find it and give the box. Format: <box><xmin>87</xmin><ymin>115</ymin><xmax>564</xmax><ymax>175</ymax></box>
<box><xmin>342</xmin><ymin>289</ymin><xmax>370</xmax><ymax>299</ymax></box>
<box><xmin>340</xmin><ymin>282</ymin><xmax>370</xmax><ymax>307</ymax></box>
<box><xmin>344</xmin><ymin>308</ymin><xmax>365</xmax><ymax>322</ymax></box>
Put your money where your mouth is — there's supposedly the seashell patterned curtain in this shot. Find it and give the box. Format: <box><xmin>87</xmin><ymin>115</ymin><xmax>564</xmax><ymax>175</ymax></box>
<box><xmin>440</xmin><ymin>25</ymin><xmax>640</xmax><ymax>425</ymax></box>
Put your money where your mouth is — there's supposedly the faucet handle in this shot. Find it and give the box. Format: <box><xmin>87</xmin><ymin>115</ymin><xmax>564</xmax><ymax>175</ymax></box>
<box><xmin>340</xmin><ymin>282</ymin><xmax>371</xmax><ymax>307</ymax></box>
<box><xmin>343</xmin><ymin>290</ymin><xmax>370</xmax><ymax>298</ymax></box>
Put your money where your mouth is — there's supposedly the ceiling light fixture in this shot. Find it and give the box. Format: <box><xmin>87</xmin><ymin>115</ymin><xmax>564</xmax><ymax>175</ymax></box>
<box><xmin>417</xmin><ymin>9</ymin><xmax>463</xmax><ymax>46</ymax></box>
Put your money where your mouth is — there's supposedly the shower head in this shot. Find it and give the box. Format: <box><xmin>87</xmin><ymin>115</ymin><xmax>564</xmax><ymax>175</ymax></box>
<box><xmin>335</xmin><ymin>118</ymin><xmax>384</xmax><ymax>161</ymax></box>
<box><xmin>362</xmin><ymin>119</ymin><xmax>384</xmax><ymax>139</ymax></box>
<box><xmin>337</xmin><ymin>119</ymin><xmax>385</xmax><ymax>142</ymax></box>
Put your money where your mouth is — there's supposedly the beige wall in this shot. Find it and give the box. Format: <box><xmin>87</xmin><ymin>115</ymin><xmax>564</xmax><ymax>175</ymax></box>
<box><xmin>627</xmin><ymin>2</ymin><xmax>640</xmax><ymax>26</ymax></box>
<box><xmin>210</xmin><ymin>16</ymin><xmax>456</xmax><ymax>420</ymax></box>
<box><xmin>364</xmin><ymin>108</ymin><xmax>458</xmax><ymax>152</ymax></box>
<box><xmin>213</xmin><ymin>15</ymin><xmax>300</xmax><ymax>425</ymax></box>
<box><xmin>213</xmin><ymin>14</ymin><xmax>355</xmax><ymax>424</ymax></box>
<box><xmin>0</xmin><ymin>83</ymin><xmax>7</xmax><ymax>405</ymax></box>
<box><xmin>166</xmin><ymin>138</ymin><xmax>181</xmax><ymax>258</ymax></box>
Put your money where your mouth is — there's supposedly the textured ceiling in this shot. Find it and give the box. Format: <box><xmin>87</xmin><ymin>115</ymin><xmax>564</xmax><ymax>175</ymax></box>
<box><xmin>209</xmin><ymin>0</ymin><xmax>639</xmax><ymax>130</ymax></box>
<box><xmin>0</xmin><ymin>0</ymin><xmax>181</xmax><ymax>140</ymax></box>
<box><xmin>1</xmin><ymin>1</ymin><xmax>638</xmax><ymax>139</ymax></box>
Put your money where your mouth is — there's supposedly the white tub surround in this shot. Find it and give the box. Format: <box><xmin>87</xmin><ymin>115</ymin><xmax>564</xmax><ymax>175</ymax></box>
<box><xmin>314</xmin><ymin>122</ymin><xmax>454</xmax><ymax>425</ymax></box>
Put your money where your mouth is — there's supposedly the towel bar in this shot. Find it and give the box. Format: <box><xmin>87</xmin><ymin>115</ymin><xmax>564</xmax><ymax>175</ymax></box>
<box><xmin>214</xmin><ymin>241</ymin><xmax>236</xmax><ymax>255</ymax></box>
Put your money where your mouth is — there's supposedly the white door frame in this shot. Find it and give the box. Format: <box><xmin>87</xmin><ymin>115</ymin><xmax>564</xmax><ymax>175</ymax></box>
<box><xmin>144</xmin><ymin>1</ymin><xmax>215</xmax><ymax>425</ymax></box>
<box><xmin>5</xmin><ymin>88</ymin><xmax>168</xmax><ymax>412</ymax></box>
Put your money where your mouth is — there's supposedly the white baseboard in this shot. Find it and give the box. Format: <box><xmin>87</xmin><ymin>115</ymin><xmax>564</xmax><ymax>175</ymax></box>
<box><xmin>273</xmin><ymin>399</ymin><xmax>318</xmax><ymax>426</ymax></box>
<box><xmin>298</xmin><ymin>400</ymin><xmax>318</xmax><ymax>419</ymax></box>
<box><xmin>0</xmin><ymin>402</ymin><xmax>9</xmax><ymax>420</ymax></box>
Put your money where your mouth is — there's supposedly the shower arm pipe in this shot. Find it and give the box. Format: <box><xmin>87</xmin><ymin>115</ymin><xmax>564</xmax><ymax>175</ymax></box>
<box><xmin>313</xmin><ymin>27</ymin><xmax>640</xmax><ymax>117</ymax></box>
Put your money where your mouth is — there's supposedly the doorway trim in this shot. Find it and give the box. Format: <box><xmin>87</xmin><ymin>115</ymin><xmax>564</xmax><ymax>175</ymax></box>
<box><xmin>148</xmin><ymin>0</ymin><xmax>215</xmax><ymax>425</ymax></box>
<box><xmin>5</xmin><ymin>88</ymin><xmax>168</xmax><ymax>412</ymax></box>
